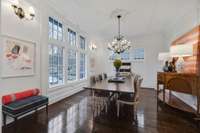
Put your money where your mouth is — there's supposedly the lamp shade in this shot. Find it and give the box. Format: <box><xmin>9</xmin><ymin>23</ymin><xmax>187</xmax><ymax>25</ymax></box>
<box><xmin>158</xmin><ymin>52</ymin><xmax>171</xmax><ymax>61</ymax></box>
<box><xmin>29</xmin><ymin>7</ymin><xmax>35</xmax><ymax>15</ymax></box>
<box><xmin>170</xmin><ymin>44</ymin><xmax>193</xmax><ymax>57</ymax></box>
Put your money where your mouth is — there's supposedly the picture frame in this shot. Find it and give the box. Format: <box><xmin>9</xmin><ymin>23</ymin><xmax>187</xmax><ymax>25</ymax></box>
<box><xmin>1</xmin><ymin>35</ymin><xmax>36</xmax><ymax>78</ymax></box>
<box><xmin>132</xmin><ymin>48</ymin><xmax>145</xmax><ymax>62</ymax></box>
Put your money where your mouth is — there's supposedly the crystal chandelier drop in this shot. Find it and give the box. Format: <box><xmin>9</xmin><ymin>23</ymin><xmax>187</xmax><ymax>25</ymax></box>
<box><xmin>108</xmin><ymin>15</ymin><xmax>131</xmax><ymax>54</ymax></box>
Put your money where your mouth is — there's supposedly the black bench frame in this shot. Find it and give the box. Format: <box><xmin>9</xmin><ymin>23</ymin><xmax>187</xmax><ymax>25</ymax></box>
<box><xmin>2</xmin><ymin>100</ymin><xmax>48</xmax><ymax>126</ymax></box>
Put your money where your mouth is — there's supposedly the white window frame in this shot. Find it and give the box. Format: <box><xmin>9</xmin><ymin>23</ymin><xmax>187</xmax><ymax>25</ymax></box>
<box><xmin>48</xmin><ymin>17</ymin><xmax>65</xmax><ymax>88</ymax></box>
<box><xmin>48</xmin><ymin>44</ymin><xmax>65</xmax><ymax>88</ymax></box>
<box><xmin>79</xmin><ymin>52</ymin><xmax>86</xmax><ymax>80</ymax></box>
<box><xmin>79</xmin><ymin>36</ymin><xmax>87</xmax><ymax>80</ymax></box>
<box><xmin>67</xmin><ymin>49</ymin><xmax>78</xmax><ymax>82</ymax></box>
<box><xmin>48</xmin><ymin>16</ymin><xmax>88</xmax><ymax>89</ymax></box>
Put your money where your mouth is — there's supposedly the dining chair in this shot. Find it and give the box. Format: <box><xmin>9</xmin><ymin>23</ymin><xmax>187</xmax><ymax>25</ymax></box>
<box><xmin>90</xmin><ymin>76</ymin><xmax>96</xmax><ymax>85</ymax></box>
<box><xmin>130</xmin><ymin>72</ymin><xmax>136</xmax><ymax>78</ymax></box>
<box><xmin>95</xmin><ymin>76</ymin><xmax>100</xmax><ymax>82</ymax></box>
<box><xmin>90</xmin><ymin>76</ymin><xmax>108</xmax><ymax>115</ymax></box>
<box><xmin>99</xmin><ymin>74</ymin><xmax>103</xmax><ymax>81</ymax></box>
<box><xmin>117</xmin><ymin>75</ymin><xmax>143</xmax><ymax>120</ymax></box>
<box><xmin>103</xmin><ymin>73</ymin><xmax>108</xmax><ymax>79</ymax></box>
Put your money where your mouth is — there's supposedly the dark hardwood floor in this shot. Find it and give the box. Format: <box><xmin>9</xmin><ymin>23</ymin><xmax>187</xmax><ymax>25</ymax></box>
<box><xmin>2</xmin><ymin>89</ymin><xmax>199</xmax><ymax>133</ymax></box>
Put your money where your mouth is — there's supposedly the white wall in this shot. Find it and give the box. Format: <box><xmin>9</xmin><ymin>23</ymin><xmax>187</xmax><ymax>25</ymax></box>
<box><xmin>164</xmin><ymin>4</ymin><xmax>200</xmax><ymax>109</ymax></box>
<box><xmin>1</xmin><ymin>0</ymin><xmax>41</xmax><ymax>95</ymax></box>
<box><xmin>131</xmin><ymin>33</ymin><xmax>168</xmax><ymax>88</ymax></box>
<box><xmin>99</xmin><ymin>33</ymin><xmax>167</xmax><ymax>88</ymax></box>
<box><xmin>0</xmin><ymin>0</ymin><xmax>95</xmax><ymax>129</ymax></box>
<box><xmin>0</xmin><ymin>0</ymin><xmax>2</xmax><ymax>132</ymax></box>
<box><xmin>90</xmin><ymin>38</ymin><xmax>108</xmax><ymax>75</ymax></box>
<box><xmin>0</xmin><ymin>0</ymin><xmax>44</xmax><ymax>128</ymax></box>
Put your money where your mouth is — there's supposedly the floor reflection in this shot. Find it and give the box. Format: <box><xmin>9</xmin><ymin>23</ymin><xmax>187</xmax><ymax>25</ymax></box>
<box><xmin>47</xmin><ymin>97</ymin><xmax>89</xmax><ymax>133</ymax></box>
<box><xmin>48</xmin><ymin>113</ymin><xmax>63</xmax><ymax>133</ymax></box>
<box><xmin>137</xmin><ymin>113</ymin><xmax>144</xmax><ymax>128</ymax></box>
<box><xmin>3</xmin><ymin>90</ymin><xmax>199</xmax><ymax>133</ymax></box>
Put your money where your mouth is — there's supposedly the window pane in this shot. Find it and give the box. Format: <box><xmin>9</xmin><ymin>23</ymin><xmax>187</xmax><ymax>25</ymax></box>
<box><xmin>80</xmin><ymin>53</ymin><xmax>86</xmax><ymax>79</ymax></box>
<box><xmin>49</xmin><ymin>17</ymin><xmax>63</xmax><ymax>42</ymax></box>
<box><xmin>49</xmin><ymin>45</ymin><xmax>64</xmax><ymax>87</ymax></box>
<box><xmin>48</xmin><ymin>17</ymin><xmax>53</xmax><ymax>39</ymax></box>
<box><xmin>109</xmin><ymin>51</ymin><xmax>130</xmax><ymax>60</ymax></box>
<box><xmin>121</xmin><ymin>51</ymin><xmax>130</xmax><ymax>60</ymax></box>
<box><xmin>58</xmin><ymin>23</ymin><xmax>63</xmax><ymax>41</ymax></box>
<box><xmin>68</xmin><ymin>29</ymin><xmax>76</xmax><ymax>46</ymax></box>
<box><xmin>53</xmin><ymin>20</ymin><xmax>58</xmax><ymax>40</ymax></box>
<box><xmin>68</xmin><ymin>50</ymin><xmax>76</xmax><ymax>81</ymax></box>
<box><xmin>80</xmin><ymin>36</ymin><xmax>85</xmax><ymax>50</ymax></box>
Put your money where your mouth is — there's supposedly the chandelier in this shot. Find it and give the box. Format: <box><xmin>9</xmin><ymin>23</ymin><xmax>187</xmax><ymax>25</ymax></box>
<box><xmin>108</xmin><ymin>15</ymin><xmax>131</xmax><ymax>54</ymax></box>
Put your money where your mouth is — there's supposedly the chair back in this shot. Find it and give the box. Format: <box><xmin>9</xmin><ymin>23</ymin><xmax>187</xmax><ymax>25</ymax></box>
<box><xmin>131</xmin><ymin>72</ymin><xmax>137</xmax><ymax>80</ymax></box>
<box><xmin>133</xmin><ymin>76</ymin><xmax>143</xmax><ymax>102</ymax></box>
<box><xmin>99</xmin><ymin>74</ymin><xmax>103</xmax><ymax>81</ymax></box>
<box><xmin>103</xmin><ymin>73</ymin><xmax>107</xmax><ymax>79</ymax></box>
<box><xmin>90</xmin><ymin>76</ymin><xmax>96</xmax><ymax>85</ymax></box>
<box><xmin>95</xmin><ymin>76</ymin><xmax>100</xmax><ymax>82</ymax></box>
<box><xmin>133</xmin><ymin>74</ymin><xmax>140</xmax><ymax>83</ymax></box>
<box><xmin>130</xmin><ymin>72</ymin><xmax>136</xmax><ymax>77</ymax></box>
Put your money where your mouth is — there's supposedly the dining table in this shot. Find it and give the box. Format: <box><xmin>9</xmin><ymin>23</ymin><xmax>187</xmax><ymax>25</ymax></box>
<box><xmin>84</xmin><ymin>76</ymin><xmax>134</xmax><ymax>95</ymax></box>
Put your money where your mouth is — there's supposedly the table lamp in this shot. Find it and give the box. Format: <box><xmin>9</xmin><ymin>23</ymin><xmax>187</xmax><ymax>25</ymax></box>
<box><xmin>158</xmin><ymin>52</ymin><xmax>171</xmax><ymax>61</ymax></box>
<box><xmin>170</xmin><ymin>44</ymin><xmax>193</xmax><ymax>73</ymax></box>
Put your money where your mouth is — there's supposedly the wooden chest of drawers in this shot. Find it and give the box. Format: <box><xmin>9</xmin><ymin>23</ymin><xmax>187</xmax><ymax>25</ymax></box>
<box><xmin>157</xmin><ymin>72</ymin><xmax>200</xmax><ymax>114</ymax></box>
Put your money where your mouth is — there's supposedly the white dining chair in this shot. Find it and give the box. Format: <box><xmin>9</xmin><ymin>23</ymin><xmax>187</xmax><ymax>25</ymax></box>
<box><xmin>90</xmin><ymin>76</ymin><xmax>108</xmax><ymax>116</ymax></box>
<box><xmin>117</xmin><ymin>75</ymin><xmax>143</xmax><ymax>120</ymax></box>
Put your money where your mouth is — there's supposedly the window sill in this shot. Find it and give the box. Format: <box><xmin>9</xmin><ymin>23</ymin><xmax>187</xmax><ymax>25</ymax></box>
<box><xmin>80</xmin><ymin>78</ymin><xmax>87</xmax><ymax>81</ymax></box>
<box><xmin>48</xmin><ymin>84</ymin><xmax>66</xmax><ymax>90</ymax></box>
<box><xmin>48</xmin><ymin>79</ymin><xmax>88</xmax><ymax>92</ymax></box>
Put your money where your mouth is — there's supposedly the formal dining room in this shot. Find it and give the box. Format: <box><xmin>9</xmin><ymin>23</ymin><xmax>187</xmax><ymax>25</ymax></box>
<box><xmin>0</xmin><ymin>0</ymin><xmax>200</xmax><ymax>133</ymax></box>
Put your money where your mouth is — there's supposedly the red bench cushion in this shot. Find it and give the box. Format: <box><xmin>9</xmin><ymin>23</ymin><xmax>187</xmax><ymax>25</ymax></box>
<box><xmin>2</xmin><ymin>89</ymin><xmax>40</xmax><ymax>105</ymax></box>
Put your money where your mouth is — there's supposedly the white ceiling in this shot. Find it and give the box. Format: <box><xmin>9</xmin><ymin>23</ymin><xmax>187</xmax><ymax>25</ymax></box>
<box><xmin>49</xmin><ymin>0</ymin><xmax>199</xmax><ymax>40</ymax></box>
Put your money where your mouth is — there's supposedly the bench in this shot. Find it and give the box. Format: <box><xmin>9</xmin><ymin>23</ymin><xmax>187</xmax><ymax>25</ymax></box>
<box><xmin>2</xmin><ymin>89</ymin><xmax>49</xmax><ymax>126</ymax></box>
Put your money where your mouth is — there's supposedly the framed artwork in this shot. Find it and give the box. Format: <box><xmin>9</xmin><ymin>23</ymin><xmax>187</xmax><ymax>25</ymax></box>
<box><xmin>90</xmin><ymin>57</ymin><xmax>95</xmax><ymax>74</ymax></box>
<box><xmin>1</xmin><ymin>36</ymin><xmax>36</xmax><ymax>78</ymax></box>
<box><xmin>132</xmin><ymin>48</ymin><xmax>145</xmax><ymax>61</ymax></box>
<box><xmin>109</xmin><ymin>51</ymin><xmax>130</xmax><ymax>61</ymax></box>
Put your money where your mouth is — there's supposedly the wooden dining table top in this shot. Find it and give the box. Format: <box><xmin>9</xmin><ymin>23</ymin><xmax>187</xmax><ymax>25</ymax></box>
<box><xmin>84</xmin><ymin>77</ymin><xmax>134</xmax><ymax>94</ymax></box>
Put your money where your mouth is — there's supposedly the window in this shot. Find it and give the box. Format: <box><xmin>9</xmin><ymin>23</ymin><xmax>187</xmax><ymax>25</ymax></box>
<box><xmin>58</xmin><ymin>23</ymin><xmax>63</xmax><ymax>41</ymax></box>
<box><xmin>132</xmin><ymin>48</ymin><xmax>145</xmax><ymax>61</ymax></box>
<box><xmin>109</xmin><ymin>51</ymin><xmax>130</xmax><ymax>60</ymax></box>
<box><xmin>53</xmin><ymin>20</ymin><xmax>58</xmax><ymax>40</ymax></box>
<box><xmin>48</xmin><ymin>45</ymin><xmax>64</xmax><ymax>86</ymax></box>
<box><xmin>80</xmin><ymin>53</ymin><xmax>86</xmax><ymax>79</ymax></box>
<box><xmin>68</xmin><ymin>29</ymin><xmax>76</xmax><ymax>46</ymax></box>
<box><xmin>80</xmin><ymin>36</ymin><xmax>85</xmax><ymax>50</ymax></box>
<box><xmin>49</xmin><ymin>17</ymin><xmax>63</xmax><ymax>41</ymax></box>
<box><xmin>48</xmin><ymin>17</ymin><xmax>53</xmax><ymax>39</ymax></box>
<box><xmin>68</xmin><ymin>50</ymin><xmax>77</xmax><ymax>81</ymax></box>
<box><xmin>48</xmin><ymin>17</ymin><xmax>64</xmax><ymax>87</ymax></box>
<box><xmin>121</xmin><ymin>51</ymin><xmax>130</xmax><ymax>60</ymax></box>
<box><xmin>48</xmin><ymin>16</ymin><xmax>88</xmax><ymax>87</ymax></box>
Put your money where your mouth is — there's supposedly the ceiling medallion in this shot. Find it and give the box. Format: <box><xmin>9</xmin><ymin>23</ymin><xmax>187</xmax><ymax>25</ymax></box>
<box><xmin>108</xmin><ymin>14</ymin><xmax>131</xmax><ymax>54</ymax></box>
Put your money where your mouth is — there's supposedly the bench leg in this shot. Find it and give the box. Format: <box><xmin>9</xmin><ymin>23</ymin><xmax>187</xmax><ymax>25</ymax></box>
<box><xmin>14</xmin><ymin>117</ymin><xmax>18</xmax><ymax>123</ymax></box>
<box><xmin>14</xmin><ymin>117</ymin><xmax>18</xmax><ymax>132</ymax></box>
<box><xmin>46</xmin><ymin>104</ymin><xmax>48</xmax><ymax>115</ymax></box>
<box><xmin>3</xmin><ymin>113</ymin><xmax>6</xmax><ymax>126</ymax></box>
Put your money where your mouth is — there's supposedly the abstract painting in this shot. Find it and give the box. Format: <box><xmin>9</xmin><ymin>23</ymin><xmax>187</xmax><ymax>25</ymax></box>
<box><xmin>132</xmin><ymin>48</ymin><xmax>145</xmax><ymax>61</ymax></box>
<box><xmin>2</xmin><ymin>36</ymin><xmax>35</xmax><ymax>77</ymax></box>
